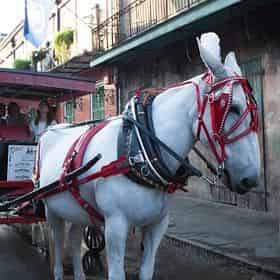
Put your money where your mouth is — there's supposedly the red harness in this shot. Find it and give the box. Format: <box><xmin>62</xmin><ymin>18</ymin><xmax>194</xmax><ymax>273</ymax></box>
<box><xmin>59</xmin><ymin>121</ymin><xmax>109</xmax><ymax>223</ymax></box>
<box><xmin>40</xmin><ymin>121</ymin><xmax>130</xmax><ymax>224</ymax></box>
<box><xmin>196</xmin><ymin>75</ymin><xmax>258</xmax><ymax>164</ymax></box>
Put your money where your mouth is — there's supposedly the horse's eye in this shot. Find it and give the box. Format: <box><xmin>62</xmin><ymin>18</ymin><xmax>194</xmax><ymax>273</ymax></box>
<box><xmin>230</xmin><ymin>105</ymin><xmax>240</xmax><ymax>115</ymax></box>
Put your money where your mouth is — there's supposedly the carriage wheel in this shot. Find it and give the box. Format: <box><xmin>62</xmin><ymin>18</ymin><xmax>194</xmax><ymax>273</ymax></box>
<box><xmin>82</xmin><ymin>250</ymin><xmax>104</xmax><ymax>275</ymax></box>
<box><xmin>83</xmin><ymin>226</ymin><xmax>105</xmax><ymax>254</ymax></box>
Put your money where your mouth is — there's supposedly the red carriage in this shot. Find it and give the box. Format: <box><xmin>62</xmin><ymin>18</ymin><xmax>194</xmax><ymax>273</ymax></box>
<box><xmin>0</xmin><ymin>68</ymin><xmax>104</xmax><ymax>274</ymax></box>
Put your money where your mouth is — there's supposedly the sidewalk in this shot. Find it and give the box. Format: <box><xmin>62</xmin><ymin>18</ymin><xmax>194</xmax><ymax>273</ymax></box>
<box><xmin>167</xmin><ymin>194</ymin><xmax>280</xmax><ymax>276</ymax></box>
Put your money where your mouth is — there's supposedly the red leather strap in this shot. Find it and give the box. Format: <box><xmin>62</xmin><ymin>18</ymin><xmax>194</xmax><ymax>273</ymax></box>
<box><xmin>73</xmin><ymin>121</ymin><xmax>109</xmax><ymax>168</ymax></box>
<box><xmin>76</xmin><ymin>156</ymin><xmax>130</xmax><ymax>186</ymax></box>
<box><xmin>37</xmin><ymin>156</ymin><xmax>130</xmax><ymax>201</ymax></box>
<box><xmin>68</xmin><ymin>186</ymin><xmax>104</xmax><ymax>222</ymax></box>
<box><xmin>195</xmin><ymin>74</ymin><xmax>258</xmax><ymax>164</ymax></box>
<box><xmin>59</xmin><ymin>121</ymin><xmax>109</xmax><ymax>224</ymax></box>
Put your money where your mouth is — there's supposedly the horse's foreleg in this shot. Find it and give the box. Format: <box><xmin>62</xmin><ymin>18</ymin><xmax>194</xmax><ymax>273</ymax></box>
<box><xmin>139</xmin><ymin>214</ymin><xmax>169</xmax><ymax>280</ymax></box>
<box><xmin>69</xmin><ymin>224</ymin><xmax>85</xmax><ymax>280</ymax></box>
<box><xmin>105</xmin><ymin>215</ymin><xmax>129</xmax><ymax>280</ymax></box>
<box><xmin>47</xmin><ymin>208</ymin><xmax>65</xmax><ymax>280</ymax></box>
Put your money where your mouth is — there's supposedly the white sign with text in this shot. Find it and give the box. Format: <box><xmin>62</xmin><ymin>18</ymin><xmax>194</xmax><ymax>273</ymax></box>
<box><xmin>7</xmin><ymin>145</ymin><xmax>37</xmax><ymax>181</ymax></box>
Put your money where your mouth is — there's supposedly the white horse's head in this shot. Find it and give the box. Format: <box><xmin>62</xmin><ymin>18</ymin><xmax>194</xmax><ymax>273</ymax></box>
<box><xmin>196</xmin><ymin>33</ymin><xmax>260</xmax><ymax>194</ymax></box>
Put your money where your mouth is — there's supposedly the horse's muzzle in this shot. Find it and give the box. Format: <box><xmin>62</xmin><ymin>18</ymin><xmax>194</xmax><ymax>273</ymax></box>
<box><xmin>235</xmin><ymin>176</ymin><xmax>258</xmax><ymax>194</ymax></box>
<box><xmin>222</xmin><ymin>170</ymin><xmax>258</xmax><ymax>195</ymax></box>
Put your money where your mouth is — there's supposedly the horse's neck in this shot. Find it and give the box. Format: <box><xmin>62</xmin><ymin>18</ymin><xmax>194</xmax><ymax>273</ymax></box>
<box><xmin>152</xmin><ymin>80</ymin><xmax>202</xmax><ymax>173</ymax></box>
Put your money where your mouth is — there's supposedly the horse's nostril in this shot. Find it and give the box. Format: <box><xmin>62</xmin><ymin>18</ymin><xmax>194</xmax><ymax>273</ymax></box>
<box><xmin>241</xmin><ymin>177</ymin><xmax>257</xmax><ymax>188</ymax></box>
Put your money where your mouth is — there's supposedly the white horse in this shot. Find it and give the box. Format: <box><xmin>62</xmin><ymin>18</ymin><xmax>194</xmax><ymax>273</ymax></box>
<box><xmin>39</xmin><ymin>33</ymin><xmax>260</xmax><ymax>280</ymax></box>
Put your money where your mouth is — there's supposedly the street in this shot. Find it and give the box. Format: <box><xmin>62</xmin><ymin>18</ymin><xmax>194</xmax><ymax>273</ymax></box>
<box><xmin>0</xmin><ymin>224</ymin><xmax>277</xmax><ymax>280</ymax></box>
<box><xmin>0</xmin><ymin>225</ymin><xmax>51</xmax><ymax>279</ymax></box>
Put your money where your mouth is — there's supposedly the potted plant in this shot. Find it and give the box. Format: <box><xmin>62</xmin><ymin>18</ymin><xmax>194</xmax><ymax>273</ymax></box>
<box><xmin>13</xmin><ymin>59</ymin><xmax>31</xmax><ymax>70</ymax></box>
<box><xmin>54</xmin><ymin>28</ymin><xmax>74</xmax><ymax>63</ymax></box>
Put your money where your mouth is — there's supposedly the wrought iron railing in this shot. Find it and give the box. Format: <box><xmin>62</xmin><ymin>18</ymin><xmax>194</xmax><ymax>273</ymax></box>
<box><xmin>92</xmin><ymin>0</ymin><xmax>206</xmax><ymax>55</ymax></box>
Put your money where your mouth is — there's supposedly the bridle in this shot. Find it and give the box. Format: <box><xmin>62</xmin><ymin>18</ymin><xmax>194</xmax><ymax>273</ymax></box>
<box><xmin>196</xmin><ymin>74</ymin><xmax>259</xmax><ymax>177</ymax></box>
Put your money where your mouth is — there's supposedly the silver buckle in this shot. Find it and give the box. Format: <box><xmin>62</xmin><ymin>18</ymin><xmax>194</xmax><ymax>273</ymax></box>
<box><xmin>128</xmin><ymin>152</ymin><xmax>145</xmax><ymax>166</ymax></box>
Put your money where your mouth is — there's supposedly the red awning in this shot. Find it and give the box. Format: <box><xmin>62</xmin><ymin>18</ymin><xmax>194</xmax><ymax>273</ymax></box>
<box><xmin>0</xmin><ymin>68</ymin><xmax>96</xmax><ymax>102</ymax></box>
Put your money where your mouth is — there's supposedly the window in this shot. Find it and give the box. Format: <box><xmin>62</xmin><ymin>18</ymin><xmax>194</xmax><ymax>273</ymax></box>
<box><xmin>64</xmin><ymin>101</ymin><xmax>74</xmax><ymax>123</ymax></box>
<box><xmin>91</xmin><ymin>86</ymin><xmax>105</xmax><ymax>120</ymax></box>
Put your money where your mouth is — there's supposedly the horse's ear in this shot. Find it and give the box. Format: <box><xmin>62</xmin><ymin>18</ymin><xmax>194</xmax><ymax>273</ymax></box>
<box><xmin>197</xmin><ymin>33</ymin><xmax>227</xmax><ymax>79</ymax></box>
<box><xmin>224</xmin><ymin>52</ymin><xmax>242</xmax><ymax>76</ymax></box>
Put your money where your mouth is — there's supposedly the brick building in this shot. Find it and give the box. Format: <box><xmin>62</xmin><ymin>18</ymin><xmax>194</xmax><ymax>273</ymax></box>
<box><xmin>89</xmin><ymin>0</ymin><xmax>280</xmax><ymax>216</ymax></box>
<box><xmin>0</xmin><ymin>0</ymin><xmax>117</xmax><ymax>123</ymax></box>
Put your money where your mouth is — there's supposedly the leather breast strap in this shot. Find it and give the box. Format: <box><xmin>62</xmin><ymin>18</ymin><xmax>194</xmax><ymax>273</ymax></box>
<box><xmin>59</xmin><ymin>122</ymin><xmax>109</xmax><ymax>223</ymax></box>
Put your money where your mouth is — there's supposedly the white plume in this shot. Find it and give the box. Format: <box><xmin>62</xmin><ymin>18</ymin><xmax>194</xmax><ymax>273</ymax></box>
<box><xmin>200</xmin><ymin>33</ymin><xmax>222</xmax><ymax>63</ymax></box>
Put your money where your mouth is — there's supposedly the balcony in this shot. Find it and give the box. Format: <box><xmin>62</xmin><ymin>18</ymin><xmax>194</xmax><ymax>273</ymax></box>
<box><xmin>92</xmin><ymin>0</ymin><xmax>206</xmax><ymax>54</ymax></box>
<box><xmin>90</xmin><ymin>0</ymin><xmax>243</xmax><ymax>67</ymax></box>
